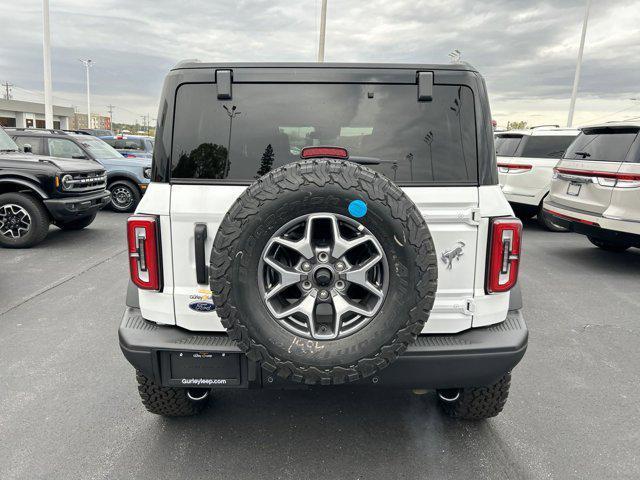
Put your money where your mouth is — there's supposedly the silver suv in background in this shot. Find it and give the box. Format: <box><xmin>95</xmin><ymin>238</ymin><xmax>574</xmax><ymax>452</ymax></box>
<box><xmin>543</xmin><ymin>122</ymin><xmax>640</xmax><ymax>251</ymax></box>
<box><xmin>496</xmin><ymin>126</ymin><xmax>580</xmax><ymax>230</ymax></box>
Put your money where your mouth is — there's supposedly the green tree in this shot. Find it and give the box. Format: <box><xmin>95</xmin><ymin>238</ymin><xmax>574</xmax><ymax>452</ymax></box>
<box><xmin>172</xmin><ymin>143</ymin><xmax>228</xmax><ymax>179</ymax></box>
<box><xmin>255</xmin><ymin>144</ymin><xmax>275</xmax><ymax>178</ymax></box>
<box><xmin>506</xmin><ymin>121</ymin><xmax>528</xmax><ymax>130</ymax></box>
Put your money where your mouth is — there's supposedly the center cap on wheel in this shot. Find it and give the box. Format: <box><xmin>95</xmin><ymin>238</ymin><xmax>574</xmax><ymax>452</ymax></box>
<box><xmin>314</xmin><ymin>267</ymin><xmax>333</xmax><ymax>287</ymax></box>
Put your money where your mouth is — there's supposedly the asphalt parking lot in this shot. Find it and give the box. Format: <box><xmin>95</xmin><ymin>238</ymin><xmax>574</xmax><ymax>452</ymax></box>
<box><xmin>1</xmin><ymin>211</ymin><xmax>639</xmax><ymax>480</ymax></box>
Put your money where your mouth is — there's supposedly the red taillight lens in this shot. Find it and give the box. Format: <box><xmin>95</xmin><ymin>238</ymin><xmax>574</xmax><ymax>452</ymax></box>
<box><xmin>486</xmin><ymin>217</ymin><xmax>522</xmax><ymax>294</ymax></box>
<box><xmin>127</xmin><ymin>215</ymin><xmax>161</xmax><ymax>291</ymax></box>
<box><xmin>300</xmin><ymin>146</ymin><xmax>349</xmax><ymax>159</ymax></box>
<box><xmin>497</xmin><ymin>163</ymin><xmax>532</xmax><ymax>173</ymax></box>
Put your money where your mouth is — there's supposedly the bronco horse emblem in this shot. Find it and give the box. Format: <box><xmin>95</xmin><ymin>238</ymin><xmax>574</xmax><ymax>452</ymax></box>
<box><xmin>441</xmin><ymin>241</ymin><xmax>466</xmax><ymax>269</ymax></box>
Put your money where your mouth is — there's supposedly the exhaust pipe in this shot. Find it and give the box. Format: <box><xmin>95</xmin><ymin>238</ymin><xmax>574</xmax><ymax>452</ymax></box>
<box><xmin>437</xmin><ymin>389</ymin><xmax>461</xmax><ymax>403</ymax></box>
<box><xmin>186</xmin><ymin>389</ymin><xmax>210</xmax><ymax>401</ymax></box>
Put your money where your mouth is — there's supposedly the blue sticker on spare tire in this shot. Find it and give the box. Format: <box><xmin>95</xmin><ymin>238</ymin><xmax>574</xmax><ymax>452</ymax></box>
<box><xmin>348</xmin><ymin>199</ymin><xmax>367</xmax><ymax>218</ymax></box>
<box><xmin>189</xmin><ymin>301</ymin><xmax>215</xmax><ymax>312</ymax></box>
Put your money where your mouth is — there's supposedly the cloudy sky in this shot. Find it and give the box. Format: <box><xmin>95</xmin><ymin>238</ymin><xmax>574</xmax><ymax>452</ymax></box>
<box><xmin>1</xmin><ymin>0</ymin><xmax>639</xmax><ymax>127</ymax></box>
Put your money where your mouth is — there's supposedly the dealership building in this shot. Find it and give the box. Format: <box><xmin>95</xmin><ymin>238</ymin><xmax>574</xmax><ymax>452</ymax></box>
<box><xmin>0</xmin><ymin>98</ymin><xmax>74</xmax><ymax>129</ymax></box>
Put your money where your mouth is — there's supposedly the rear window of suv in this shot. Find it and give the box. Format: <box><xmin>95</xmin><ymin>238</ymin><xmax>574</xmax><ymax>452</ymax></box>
<box><xmin>564</xmin><ymin>128</ymin><xmax>639</xmax><ymax>162</ymax></box>
<box><xmin>495</xmin><ymin>135</ymin><xmax>522</xmax><ymax>156</ymax></box>
<box><xmin>495</xmin><ymin>134</ymin><xmax>576</xmax><ymax>158</ymax></box>
<box><xmin>520</xmin><ymin>135</ymin><xmax>576</xmax><ymax>159</ymax></box>
<box><xmin>171</xmin><ymin>83</ymin><xmax>478</xmax><ymax>184</ymax></box>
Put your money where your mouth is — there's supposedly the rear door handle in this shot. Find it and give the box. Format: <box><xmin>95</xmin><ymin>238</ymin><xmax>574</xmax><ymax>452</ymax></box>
<box><xmin>194</xmin><ymin>223</ymin><xmax>208</xmax><ymax>285</ymax></box>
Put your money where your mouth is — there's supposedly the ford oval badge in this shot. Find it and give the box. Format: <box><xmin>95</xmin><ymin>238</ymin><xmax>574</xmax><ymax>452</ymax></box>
<box><xmin>189</xmin><ymin>301</ymin><xmax>215</xmax><ymax>313</ymax></box>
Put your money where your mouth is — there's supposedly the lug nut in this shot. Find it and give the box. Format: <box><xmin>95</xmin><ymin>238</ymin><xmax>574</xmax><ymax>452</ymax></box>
<box><xmin>302</xmin><ymin>281</ymin><xmax>312</xmax><ymax>290</ymax></box>
<box><xmin>319</xmin><ymin>290</ymin><xmax>329</xmax><ymax>300</ymax></box>
<box><xmin>301</xmin><ymin>261</ymin><xmax>311</xmax><ymax>272</ymax></box>
<box><xmin>335</xmin><ymin>261</ymin><xmax>345</xmax><ymax>271</ymax></box>
<box><xmin>335</xmin><ymin>280</ymin><xmax>345</xmax><ymax>290</ymax></box>
<box><xmin>318</xmin><ymin>252</ymin><xmax>329</xmax><ymax>263</ymax></box>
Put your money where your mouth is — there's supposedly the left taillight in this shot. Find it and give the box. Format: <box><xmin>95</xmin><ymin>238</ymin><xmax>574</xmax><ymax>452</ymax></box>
<box><xmin>486</xmin><ymin>217</ymin><xmax>522</xmax><ymax>294</ymax></box>
<box><xmin>127</xmin><ymin>215</ymin><xmax>161</xmax><ymax>291</ymax></box>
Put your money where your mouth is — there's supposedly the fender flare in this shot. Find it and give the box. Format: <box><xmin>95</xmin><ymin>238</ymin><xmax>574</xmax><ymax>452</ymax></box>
<box><xmin>106</xmin><ymin>171</ymin><xmax>143</xmax><ymax>190</ymax></box>
<box><xmin>0</xmin><ymin>177</ymin><xmax>49</xmax><ymax>199</ymax></box>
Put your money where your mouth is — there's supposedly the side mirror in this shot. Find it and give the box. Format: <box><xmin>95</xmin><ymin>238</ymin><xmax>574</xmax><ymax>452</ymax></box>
<box><xmin>22</xmin><ymin>144</ymin><xmax>32</xmax><ymax>153</ymax></box>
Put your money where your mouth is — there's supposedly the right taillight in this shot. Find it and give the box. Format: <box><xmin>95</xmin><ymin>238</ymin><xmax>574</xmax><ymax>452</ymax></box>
<box><xmin>486</xmin><ymin>217</ymin><xmax>522</xmax><ymax>294</ymax></box>
<box><xmin>127</xmin><ymin>215</ymin><xmax>161</xmax><ymax>291</ymax></box>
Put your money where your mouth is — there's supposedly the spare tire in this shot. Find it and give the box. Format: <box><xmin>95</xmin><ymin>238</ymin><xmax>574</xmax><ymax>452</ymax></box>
<box><xmin>210</xmin><ymin>160</ymin><xmax>437</xmax><ymax>385</ymax></box>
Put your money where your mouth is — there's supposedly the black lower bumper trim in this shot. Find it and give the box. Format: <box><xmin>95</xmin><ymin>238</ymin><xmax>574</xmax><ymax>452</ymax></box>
<box><xmin>119</xmin><ymin>307</ymin><xmax>528</xmax><ymax>389</ymax></box>
<box><xmin>544</xmin><ymin>209</ymin><xmax>640</xmax><ymax>247</ymax></box>
<box><xmin>44</xmin><ymin>190</ymin><xmax>111</xmax><ymax>221</ymax></box>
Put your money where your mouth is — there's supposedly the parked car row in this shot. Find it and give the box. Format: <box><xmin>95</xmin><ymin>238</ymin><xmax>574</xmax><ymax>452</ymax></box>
<box><xmin>497</xmin><ymin>123</ymin><xmax>640</xmax><ymax>252</ymax></box>
<box><xmin>0</xmin><ymin>126</ymin><xmax>153</xmax><ymax>247</ymax></box>
<box><xmin>6</xmin><ymin>128</ymin><xmax>151</xmax><ymax>213</ymax></box>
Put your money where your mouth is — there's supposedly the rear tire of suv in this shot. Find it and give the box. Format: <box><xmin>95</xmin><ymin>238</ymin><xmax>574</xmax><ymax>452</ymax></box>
<box><xmin>437</xmin><ymin>373</ymin><xmax>511</xmax><ymax>420</ymax></box>
<box><xmin>587</xmin><ymin>236</ymin><xmax>631</xmax><ymax>252</ymax></box>
<box><xmin>108</xmin><ymin>180</ymin><xmax>141</xmax><ymax>213</ymax></box>
<box><xmin>135</xmin><ymin>371</ymin><xmax>210</xmax><ymax>416</ymax></box>
<box><xmin>538</xmin><ymin>208</ymin><xmax>568</xmax><ymax>232</ymax></box>
<box><xmin>57</xmin><ymin>213</ymin><xmax>97</xmax><ymax>231</ymax></box>
<box><xmin>0</xmin><ymin>192</ymin><xmax>50</xmax><ymax>248</ymax></box>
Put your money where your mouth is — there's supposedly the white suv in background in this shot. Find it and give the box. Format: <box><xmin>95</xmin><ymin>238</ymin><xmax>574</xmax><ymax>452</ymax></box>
<box><xmin>496</xmin><ymin>127</ymin><xmax>580</xmax><ymax>231</ymax></box>
<box><xmin>543</xmin><ymin>122</ymin><xmax>640</xmax><ymax>252</ymax></box>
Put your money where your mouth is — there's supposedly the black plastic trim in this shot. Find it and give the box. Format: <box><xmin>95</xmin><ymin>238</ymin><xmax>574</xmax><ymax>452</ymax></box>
<box><xmin>119</xmin><ymin>307</ymin><xmax>527</xmax><ymax>389</ymax></box>
<box><xmin>43</xmin><ymin>190</ymin><xmax>111</xmax><ymax>221</ymax></box>
<box><xmin>194</xmin><ymin>223</ymin><xmax>208</xmax><ymax>284</ymax></box>
<box><xmin>544</xmin><ymin>209</ymin><xmax>640</xmax><ymax>247</ymax></box>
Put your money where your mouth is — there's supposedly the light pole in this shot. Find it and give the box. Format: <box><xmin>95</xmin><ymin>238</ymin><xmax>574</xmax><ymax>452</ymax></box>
<box><xmin>567</xmin><ymin>0</ymin><xmax>591</xmax><ymax>127</ymax></box>
<box><xmin>223</xmin><ymin>105</ymin><xmax>241</xmax><ymax>178</ymax></box>
<box><xmin>79</xmin><ymin>59</ymin><xmax>93</xmax><ymax>129</ymax></box>
<box><xmin>317</xmin><ymin>0</ymin><xmax>327</xmax><ymax>62</ymax></box>
<box><xmin>42</xmin><ymin>0</ymin><xmax>53</xmax><ymax>129</ymax></box>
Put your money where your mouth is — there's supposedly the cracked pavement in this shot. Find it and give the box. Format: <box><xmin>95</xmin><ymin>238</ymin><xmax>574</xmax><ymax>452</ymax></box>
<box><xmin>0</xmin><ymin>212</ymin><xmax>638</xmax><ymax>479</ymax></box>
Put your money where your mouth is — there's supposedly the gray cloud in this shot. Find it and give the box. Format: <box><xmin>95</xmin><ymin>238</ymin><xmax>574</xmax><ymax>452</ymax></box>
<box><xmin>0</xmin><ymin>0</ymin><xmax>639</xmax><ymax>125</ymax></box>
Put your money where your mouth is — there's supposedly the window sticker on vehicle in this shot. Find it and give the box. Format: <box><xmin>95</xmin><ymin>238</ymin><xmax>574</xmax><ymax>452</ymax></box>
<box><xmin>348</xmin><ymin>199</ymin><xmax>367</xmax><ymax>218</ymax></box>
<box><xmin>189</xmin><ymin>288</ymin><xmax>215</xmax><ymax>312</ymax></box>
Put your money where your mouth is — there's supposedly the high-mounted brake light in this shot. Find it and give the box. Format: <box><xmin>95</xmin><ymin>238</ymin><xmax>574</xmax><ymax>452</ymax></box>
<box><xmin>300</xmin><ymin>146</ymin><xmax>349</xmax><ymax>159</ymax></box>
<box><xmin>486</xmin><ymin>217</ymin><xmax>522</xmax><ymax>294</ymax></box>
<box><xmin>127</xmin><ymin>215</ymin><xmax>161</xmax><ymax>291</ymax></box>
<box><xmin>497</xmin><ymin>163</ymin><xmax>532</xmax><ymax>173</ymax></box>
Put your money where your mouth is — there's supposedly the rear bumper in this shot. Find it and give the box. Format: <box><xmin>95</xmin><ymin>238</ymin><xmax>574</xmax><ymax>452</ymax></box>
<box><xmin>543</xmin><ymin>202</ymin><xmax>640</xmax><ymax>247</ymax></box>
<box><xmin>119</xmin><ymin>307</ymin><xmax>528</xmax><ymax>389</ymax></box>
<box><xmin>43</xmin><ymin>190</ymin><xmax>111</xmax><ymax>221</ymax></box>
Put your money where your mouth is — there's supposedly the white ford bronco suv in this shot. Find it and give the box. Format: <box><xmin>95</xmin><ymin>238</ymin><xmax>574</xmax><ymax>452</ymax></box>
<box><xmin>496</xmin><ymin>126</ymin><xmax>580</xmax><ymax>231</ymax></box>
<box><xmin>119</xmin><ymin>62</ymin><xmax>527</xmax><ymax>420</ymax></box>
<box><xmin>543</xmin><ymin>122</ymin><xmax>640</xmax><ymax>251</ymax></box>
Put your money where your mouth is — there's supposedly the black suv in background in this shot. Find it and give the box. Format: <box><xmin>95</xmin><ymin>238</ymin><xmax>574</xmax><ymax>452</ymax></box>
<box><xmin>0</xmin><ymin>127</ymin><xmax>110</xmax><ymax>248</ymax></box>
<box><xmin>6</xmin><ymin>128</ymin><xmax>152</xmax><ymax>212</ymax></box>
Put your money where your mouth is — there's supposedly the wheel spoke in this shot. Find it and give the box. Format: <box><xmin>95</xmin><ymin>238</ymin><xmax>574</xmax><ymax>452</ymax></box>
<box><xmin>263</xmin><ymin>256</ymin><xmax>303</xmax><ymax>299</ymax></box>
<box><xmin>343</xmin><ymin>254</ymin><xmax>384</xmax><ymax>297</ymax></box>
<box><xmin>271</xmin><ymin>217</ymin><xmax>314</xmax><ymax>259</ymax></box>
<box><xmin>332</xmin><ymin>291</ymin><xmax>375</xmax><ymax>320</ymax></box>
<box><xmin>328</xmin><ymin>215</ymin><xmax>375</xmax><ymax>258</ymax></box>
<box><xmin>274</xmin><ymin>293</ymin><xmax>316</xmax><ymax>320</ymax></box>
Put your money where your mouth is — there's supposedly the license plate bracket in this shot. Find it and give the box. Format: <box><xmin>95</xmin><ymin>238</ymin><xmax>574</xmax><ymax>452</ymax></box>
<box><xmin>160</xmin><ymin>350</ymin><xmax>244</xmax><ymax>388</ymax></box>
<box><xmin>567</xmin><ymin>182</ymin><xmax>581</xmax><ymax>196</ymax></box>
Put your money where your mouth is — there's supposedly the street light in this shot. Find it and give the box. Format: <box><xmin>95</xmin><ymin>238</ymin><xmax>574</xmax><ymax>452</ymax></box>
<box><xmin>223</xmin><ymin>105</ymin><xmax>241</xmax><ymax>178</ymax></box>
<box><xmin>79</xmin><ymin>59</ymin><xmax>93</xmax><ymax>129</ymax></box>
<box><xmin>42</xmin><ymin>0</ymin><xmax>53</xmax><ymax>129</ymax></box>
<box><xmin>567</xmin><ymin>0</ymin><xmax>592</xmax><ymax>127</ymax></box>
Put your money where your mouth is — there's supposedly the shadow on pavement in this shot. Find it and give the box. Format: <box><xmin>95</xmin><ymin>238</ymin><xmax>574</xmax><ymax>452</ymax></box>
<box><xmin>128</xmin><ymin>388</ymin><xmax>525</xmax><ymax>479</ymax></box>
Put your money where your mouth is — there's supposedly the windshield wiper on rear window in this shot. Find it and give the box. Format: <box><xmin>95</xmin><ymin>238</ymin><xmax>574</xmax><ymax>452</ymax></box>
<box><xmin>348</xmin><ymin>156</ymin><xmax>397</xmax><ymax>165</ymax></box>
<box><xmin>573</xmin><ymin>151</ymin><xmax>591</xmax><ymax>158</ymax></box>
<box><xmin>0</xmin><ymin>149</ymin><xmax>19</xmax><ymax>152</ymax></box>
